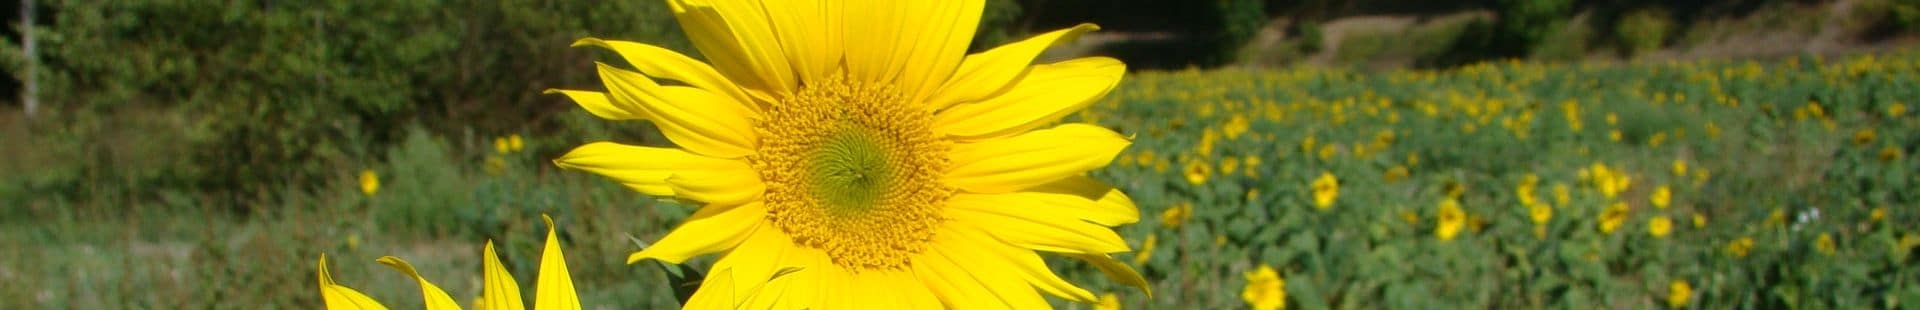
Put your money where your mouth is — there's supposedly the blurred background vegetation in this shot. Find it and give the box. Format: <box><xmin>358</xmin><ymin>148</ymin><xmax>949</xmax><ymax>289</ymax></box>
<box><xmin>1</xmin><ymin>0</ymin><xmax>1917</xmax><ymax>308</ymax></box>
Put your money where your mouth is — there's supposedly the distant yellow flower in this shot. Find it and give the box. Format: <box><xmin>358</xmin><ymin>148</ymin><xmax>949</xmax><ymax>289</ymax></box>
<box><xmin>1095</xmin><ymin>292</ymin><xmax>1122</xmax><ymax>310</ymax></box>
<box><xmin>1668</xmin><ymin>280</ymin><xmax>1692</xmax><ymax>308</ymax></box>
<box><xmin>1882</xmin><ymin>147</ymin><xmax>1904</xmax><ymax>162</ymax></box>
<box><xmin>1599</xmin><ymin>202</ymin><xmax>1629</xmax><ymax>234</ymax></box>
<box><xmin>1436</xmin><ymin>199</ymin><xmax>1466</xmax><ymax>241</ymax></box>
<box><xmin>1648</xmin><ymin>132</ymin><xmax>1667</xmax><ymax>147</ymax></box>
<box><xmin>1552</xmin><ymin>183</ymin><xmax>1571</xmax><ymax>206</ymax></box>
<box><xmin>1242</xmin><ymin>264</ymin><xmax>1286</xmax><ymax>310</ymax></box>
<box><xmin>315</xmin><ymin>215</ymin><xmax>592</xmax><ymax>310</ymax></box>
<box><xmin>1889</xmin><ymin>102</ymin><xmax>1908</xmax><ymax>118</ymax></box>
<box><xmin>1132</xmin><ymin>234</ymin><xmax>1157</xmax><ymax>266</ymax></box>
<box><xmin>1693</xmin><ymin>213</ymin><xmax>1707</xmax><ymax>228</ymax></box>
<box><xmin>1606</xmin><ymin>113</ymin><xmax>1619</xmax><ymax>125</ymax></box>
<box><xmin>1648</xmin><ymin>216</ymin><xmax>1672</xmax><ymax>238</ymax></box>
<box><xmin>1311</xmin><ymin>172</ymin><xmax>1339</xmax><ymax>210</ymax></box>
<box><xmin>1186</xmin><ymin>159</ymin><xmax>1212</xmax><ymax>186</ymax></box>
<box><xmin>494</xmin><ymin>136</ymin><xmax>511</xmax><ymax>154</ymax></box>
<box><xmin>1726</xmin><ymin>237</ymin><xmax>1754</xmax><ymax>258</ymax></box>
<box><xmin>1853</xmin><ymin>129</ymin><xmax>1876</xmax><ymax>146</ymax></box>
<box><xmin>1529</xmin><ymin>203</ymin><xmax>1553</xmax><ymax>225</ymax></box>
<box><xmin>1243</xmin><ymin>156</ymin><xmax>1262</xmax><ymax>178</ymax></box>
<box><xmin>1383</xmin><ymin>166</ymin><xmax>1409</xmax><ymax>183</ymax></box>
<box><xmin>1815</xmin><ymin>233</ymin><xmax>1836</xmax><ymax>256</ymax></box>
<box><xmin>1316</xmin><ymin>144</ymin><xmax>1337</xmax><ymax>160</ymax></box>
<box><xmin>1162</xmin><ymin>202</ymin><xmax>1193</xmax><ymax>230</ymax></box>
<box><xmin>358</xmin><ymin>169</ymin><xmax>379</xmax><ymax>196</ymax></box>
<box><xmin>509</xmin><ymin>134</ymin><xmax>525</xmax><ymax>152</ymax></box>
<box><xmin>1871</xmin><ymin>207</ymin><xmax>1886</xmax><ymax>222</ymax></box>
<box><xmin>1221</xmin><ymin>157</ymin><xmax>1240</xmax><ymax>177</ymax></box>
<box><xmin>1650</xmin><ymin>185</ymin><xmax>1671</xmax><ymax>209</ymax></box>
<box><xmin>1766</xmin><ymin>208</ymin><xmax>1786</xmax><ymax>227</ymax></box>
<box><xmin>1671</xmin><ymin>159</ymin><xmax>1688</xmax><ymax>177</ymax></box>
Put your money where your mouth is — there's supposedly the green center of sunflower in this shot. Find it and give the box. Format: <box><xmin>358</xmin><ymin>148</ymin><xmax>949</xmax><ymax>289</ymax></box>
<box><xmin>748</xmin><ymin>73</ymin><xmax>951</xmax><ymax>271</ymax></box>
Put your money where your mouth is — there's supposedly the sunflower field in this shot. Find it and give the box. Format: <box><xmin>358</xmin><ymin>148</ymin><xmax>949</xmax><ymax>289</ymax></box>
<box><xmin>4</xmin><ymin>48</ymin><xmax>1919</xmax><ymax>309</ymax></box>
<box><xmin>1069</xmin><ymin>52</ymin><xmax>1920</xmax><ymax>308</ymax></box>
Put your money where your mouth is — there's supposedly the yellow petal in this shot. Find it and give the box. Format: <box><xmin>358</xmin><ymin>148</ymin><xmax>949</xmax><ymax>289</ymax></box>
<box><xmin>917</xmin><ymin>244</ymin><xmax>1037</xmax><ymax>309</ymax></box>
<box><xmin>374</xmin><ymin>256</ymin><xmax>462</xmax><ymax>310</ymax></box>
<box><xmin>664</xmin><ymin>168</ymin><xmax>766</xmax><ymax>207</ymax></box>
<box><xmin>947</xmin><ymin>197</ymin><xmax>1131</xmax><ymax>255</ymax></box>
<box><xmin>552</xmin><ymin>142</ymin><xmax>749</xmax><ymax>197</ymax></box>
<box><xmin>535</xmin><ymin>215</ymin><xmax>581</xmax><ymax>310</ymax></box>
<box><xmin>544</xmin><ymin>89</ymin><xmax>640</xmax><ymax>121</ymax></box>
<box><xmin>928</xmin><ymin>24</ymin><xmax>1101</xmax><ymax>109</ymax></box>
<box><xmin>1063</xmin><ymin>253</ymin><xmax>1152</xmax><ymax>298</ymax></box>
<box><xmin>570</xmin><ymin>38</ymin><xmax>753</xmax><ymax>107</ymax></box>
<box><xmin>946</xmin><ymin>123</ymin><xmax>1131</xmax><ymax>193</ymax></box>
<box><xmin>693</xmin><ymin>229</ymin><xmax>810</xmax><ymax>310</ymax></box>
<box><xmin>481</xmin><ymin>242</ymin><xmax>526</xmax><ymax>310</ymax></box>
<box><xmin>934</xmin><ymin>57</ymin><xmax>1126</xmax><ymax>138</ymax></box>
<box><xmin>948</xmin><ymin>228</ymin><xmax>1099</xmax><ymax>304</ymax></box>
<box><xmin>626</xmin><ymin>202</ymin><xmax>767</xmax><ymax>265</ymax></box>
<box><xmin>667</xmin><ymin>0</ymin><xmax>795</xmax><ymax>97</ymax></box>
<box><xmin>995</xmin><ymin>175</ymin><xmax>1140</xmax><ymax>226</ymax></box>
<box><xmin>759</xmin><ymin>0</ymin><xmax>843</xmax><ymax>83</ymax></box>
<box><xmin>682</xmin><ymin>267</ymin><xmax>740</xmax><ymax>310</ymax></box>
<box><xmin>842</xmin><ymin>0</ymin><xmax>983</xmax><ymax>102</ymax></box>
<box><xmin>317</xmin><ymin>255</ymin><xmax>392</xmax><ymax>310</ymax></box>
<box><xmin>597</xmin><ymin>63</ymin><xmax>757</xmax><ymax>158</ymax></box>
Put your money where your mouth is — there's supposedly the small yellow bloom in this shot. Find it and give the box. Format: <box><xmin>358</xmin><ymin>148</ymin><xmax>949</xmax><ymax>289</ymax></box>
<box><xmin>1317</xmin><ymin>144</ymin><xmax>1337</xmax><ymax>160</ymax></box>
<box><xmin>1882</xmin><ymin>147</ymin><xmax>1904</xmax><ymax>162</ymax></box>
<box><xmin>1436</xmin><ymin>199</ymin><xmax>1466</xmax><ymax>241</ymax></box>
<box><xmin>1766</xmin><ymin>208</ymin><xmax>1786</xmax><ymax>227</ymax></box>
<box><xmin>509</xmin><ymin>134</ymin><xmax>525</xmax><ymax>152</ymax></box>
<box><xmin>1671</xmin><ymin>159</ymin><xmax>1688</xmax><ymax>177</ymax></box>
<box><xmin>1221</xmin><ymin>157</ymin><xmax>1240</xmax><ymax>177</ymax></box>
<box><xmin>1132</xmin><ymin>234</ymin><xmax>1157</xmax><ymax>266</ymax></box>
<box><xmin>1853</xmin><ymin>129</ymin><xmax>1876</xmax><ymax>146</ymax></box>
<box><xmin>1184</xmin><ymin>159</ymin><xmax>1212</xmax><ymax>186</ymax></box>
<box><xmin>1668</xmin><ymin>280</ymin><xmax>1692</xmax><ymax>308</ymax></box>
<box><xmin>1726</xmin><ymin>237</ymin><xmax>1755</xmax><ymax>258</ymax></box>
<box><xmin>1648</xmin><ymin>216</ymin><xmax>1672</xmax><ymax>238</ymax></box>
<box><xmin>1552</xmin><ymin>183</ymin><xmax>1571</xmax><ymax>206</ymax></box>
<box><xmin>1871</xmin><ymin>207</ymin><xmax>1887</xmax><ymax>222</ymax></box>
<box><xmin>1243</xmin><ymin>155</ymin><xmax>1262</xmax><ymax>177</ymax></box>
<box><xmin>358</xmin><ymin>169</ymin><xmax>379</xmax><ymax>196</ymax></box>
<box><xmin>1161</xmin><ymin>202</ymin><xmax>1193</xmax><ymax>230</ymax></box>
<box><xmin>1095</xmin><ymin>293</ymin><xmax>1122</xmax><ymax>310</ymax></box>
<box><xmin>1889</xmin><ymin>102</ymin><xmax>1908</xmax><ymax>117</ymax></box>
<box><xmin>1529</xmin><ymin>203</ymin><xmax>1553</xmax><ymax>225</ymax></box>
<box><xmin>1384</xmin><ymin>166</ymin><xmax>1409</xmax><ymax>183</ymax></box>
<box><xmin>1693</xmin><ymin>213</ymin><xmax>1707</xmax><ymax>228</ymax></box>
<box><xmin>494</xmin><ymin>136</ymin><xmax>512</xmax><ymax>154</ymax></box>
<box><xmin>1650</xmin><ymin>185</ymin><xmax>1672</xmax><ymax>209</ymax></box>
<box><xmin>1242</xmin><ymin>264</ymin><xmax>1286</xmax><ymax>310</ymax></box>
<box><xmin>1599</xmin><ymin>202</ymin><xmax>1629</xmax><ymax>234</ymax></box>
<box><xmin>1311</xmin><ymin>172</ymin><xmax>1339</xmax><ymax>210</ymax></box>
<box><xmin>1815</xmin><ymin>233</ymin><xmax>1836</xmax><ymax>256</ymax></box>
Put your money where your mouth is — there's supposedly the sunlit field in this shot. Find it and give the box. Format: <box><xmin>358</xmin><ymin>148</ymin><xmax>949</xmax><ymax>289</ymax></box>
<box><xmin>3</xmin><ymin>51</ymin><xmax>1916</xmax><ymax>308</ymax></box>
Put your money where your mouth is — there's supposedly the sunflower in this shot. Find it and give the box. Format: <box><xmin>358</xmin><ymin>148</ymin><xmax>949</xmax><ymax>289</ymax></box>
<box><xmin>549</xmin><ymin>0</ymin><xmax>1145</xmax><ymax>308</ymax></box>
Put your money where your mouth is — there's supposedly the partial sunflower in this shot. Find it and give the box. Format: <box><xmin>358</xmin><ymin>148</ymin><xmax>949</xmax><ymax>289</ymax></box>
<box><xmin>549</xmin><ymin>0</ymin><xmax>1145</xmax><ymax>308</ymax></box>
<box><xmin>315</xmin><ymin>215</ymin><xmax>796</xmax><ymax>309</ymax></box>
<box><xmin>319</xmin><ymin>215</ymin><xmax>584</xmax><ymax>310</ymax></box>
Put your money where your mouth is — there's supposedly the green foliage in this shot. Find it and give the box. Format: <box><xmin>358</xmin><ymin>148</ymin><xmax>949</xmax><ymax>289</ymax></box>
<box><xmin>1213</xmin><ymin>0</ymin><xmax>1268</xmax><ymax>63</ymax></box>
<box><xmin>1</xmin><ymin>0</ymin><xmax>688</xmax><ymax>206</ymax></box>
<box><xmin>1616</xmin><ymin>8</ymin><xmax>1674</xmax><ymax>58</ymax></box>
<box><xmin>1490</xmin><ymin>0</ymin><xmax>1575</xmax><ymax>57</ymax></box>
<box><xmin>973</xmin><ymin>0</ymin><xmax>1026</xmax><ymax>50</ymax></box>
<box><xmin>1893</xmin><ymin>0</ymin><xmax>1920</xmax><ymax>31</ymax></box>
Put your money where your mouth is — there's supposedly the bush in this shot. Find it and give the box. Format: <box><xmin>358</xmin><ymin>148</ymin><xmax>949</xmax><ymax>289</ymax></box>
<box><xmin>1616</xmin><ymin>8</ymin><xmax>1673</xmax><ymax>57</ymax></box>
<box><xmin>1</xmin><ymin>0</ymin><xmax>688</xmax><ymax>207</ymax></box>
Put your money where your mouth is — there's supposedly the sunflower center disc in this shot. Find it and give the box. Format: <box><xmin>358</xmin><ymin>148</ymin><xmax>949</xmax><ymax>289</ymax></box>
<box><xmin>749</xmin><ymin>74</ymin><xmax>951</xmax><ymax>271</ymax></box>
